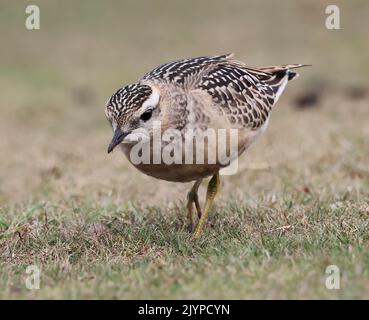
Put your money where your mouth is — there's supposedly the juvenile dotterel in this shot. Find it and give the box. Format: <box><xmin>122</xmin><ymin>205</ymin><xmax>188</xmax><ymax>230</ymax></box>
<box><xmin>105</xmin><ymin>54</ymin><xmax>308</xmax><ymax>239</ymax></box>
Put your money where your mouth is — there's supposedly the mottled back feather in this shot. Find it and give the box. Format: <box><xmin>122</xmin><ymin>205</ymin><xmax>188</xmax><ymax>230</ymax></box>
<box><xmin>141</xmin><ymin>54</ymin><xmax>306</xmax><ymax>130</ymax></box>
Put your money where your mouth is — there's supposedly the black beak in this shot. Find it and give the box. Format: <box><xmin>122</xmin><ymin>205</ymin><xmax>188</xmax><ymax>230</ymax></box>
<box><xmin>107</xmin><ymin>128</ymin><xmax>127</xmax><ymax>154</ymax></box>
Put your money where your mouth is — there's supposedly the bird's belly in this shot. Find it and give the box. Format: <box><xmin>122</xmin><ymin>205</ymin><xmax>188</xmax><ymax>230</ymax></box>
<box><xmin>119</xmin><ymin>122</ymin><xmax>268</xmax><ymax>182</ymax></box>
<box><xmin>120</xmin><ymin>141</ymin><xmax>224</xmax><ymax>182</ymax></box>
<box><xmin>133</xmin><ymin>163</ymin><xmax>221</xmax><ymax>182</ymax></box>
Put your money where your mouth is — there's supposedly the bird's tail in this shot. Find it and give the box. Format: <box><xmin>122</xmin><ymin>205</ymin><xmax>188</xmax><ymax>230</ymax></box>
<box><xmin>259</xmin><ymin>64</ymin><xmax>311</xmax><ymax>81</ymax></box>
<box><xmin>259</xmin><ymin>64</ymin><xmax>311</xmax><ymax>102</ymax></box>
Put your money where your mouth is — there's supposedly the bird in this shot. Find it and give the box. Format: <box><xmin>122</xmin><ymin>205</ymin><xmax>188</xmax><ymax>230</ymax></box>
<box><xmin>105</xmin><ymin>53</ymin><xmax>308</xmax><ymax>239</ymax></box>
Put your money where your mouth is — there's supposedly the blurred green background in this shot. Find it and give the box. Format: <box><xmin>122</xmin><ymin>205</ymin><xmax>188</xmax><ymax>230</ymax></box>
<box><xmin>1</xmin><ymin>0</ymin><xmax>368</xmax><ymax>203</ymax></box>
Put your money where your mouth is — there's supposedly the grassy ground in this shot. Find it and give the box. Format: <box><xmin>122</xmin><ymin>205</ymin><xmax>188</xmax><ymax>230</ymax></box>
<box><xmin>0</xmin><ymin>0</ymin><xmax>369</xmax><ymax>299</ymax></box>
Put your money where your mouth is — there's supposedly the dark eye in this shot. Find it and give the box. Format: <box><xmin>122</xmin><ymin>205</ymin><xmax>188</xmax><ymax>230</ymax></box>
<box><xmin>140</xmin><ymin>109</ymin><xmax>152</xmax><ymax>122</ymax></box>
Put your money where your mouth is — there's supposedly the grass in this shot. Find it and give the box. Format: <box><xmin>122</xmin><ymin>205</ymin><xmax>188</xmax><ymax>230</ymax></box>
<box><xmin>0</xmin><ymin>0</ymin><xmax>369</xmax><ymax>299</ymax></box>
<box><xmin>1</xmin><ymin>189</ymin><xmax>368</xmax><ymax>299</ymax></box>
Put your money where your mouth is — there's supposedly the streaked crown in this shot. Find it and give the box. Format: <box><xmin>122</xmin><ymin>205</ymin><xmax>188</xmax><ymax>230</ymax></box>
<box><xmin>105</xmin><ymin>84</ymin><xmax>152</xmax><ymax>124</ymax></box>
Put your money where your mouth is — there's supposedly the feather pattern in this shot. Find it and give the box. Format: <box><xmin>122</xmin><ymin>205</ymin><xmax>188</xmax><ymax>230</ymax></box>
<box><xmin>141</xmin><ymin>54</ymin><xmax>232</xmax><ymax>86</ymax></box>
<box><xmin>141</xmin><ymin>54</ymin><xmax>306</xmax><ymax>129</ymax></box>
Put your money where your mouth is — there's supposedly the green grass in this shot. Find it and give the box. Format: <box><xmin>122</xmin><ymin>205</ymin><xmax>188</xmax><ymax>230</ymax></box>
<box><xmin>1</xmin><ymin>188</ymin><xmax>368</xmax><ymax>299</ymax></box>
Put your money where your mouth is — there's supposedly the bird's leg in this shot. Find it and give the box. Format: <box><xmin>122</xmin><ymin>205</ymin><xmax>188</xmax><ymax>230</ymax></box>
<box><xmin>191</xmin><ymin>172</ymin><xmax>220</xmax><ymax>240</ymax></box>
<box><xmin>186</xmin><ymin>179</ymin><xmax>202</xmax><ymax>233</ymax></box>
<box><xmin>194</xmin><ymin>192</ymin><xmax>202</xmax><ymax>219</ymax></box>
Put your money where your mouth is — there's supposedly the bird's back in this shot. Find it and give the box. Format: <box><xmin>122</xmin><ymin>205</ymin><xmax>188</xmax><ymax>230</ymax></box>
<box><xmin>141</xmin><ymin>54</ymin><xmax>307</xmax><ymax>131</ymax></box>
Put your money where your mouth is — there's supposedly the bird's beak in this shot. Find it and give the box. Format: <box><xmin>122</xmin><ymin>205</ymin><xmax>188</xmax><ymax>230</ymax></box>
<box><xmin>107</xmin><ymin>128</ymin><xmax>128</xmax><ymax>154</ymax></box>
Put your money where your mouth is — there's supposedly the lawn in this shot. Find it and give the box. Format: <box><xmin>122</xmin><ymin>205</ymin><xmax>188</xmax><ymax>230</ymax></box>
<box><xmin>0</xmin><ymin>0</ymin><xmax>368</xmax><ymax>299</ymax></box>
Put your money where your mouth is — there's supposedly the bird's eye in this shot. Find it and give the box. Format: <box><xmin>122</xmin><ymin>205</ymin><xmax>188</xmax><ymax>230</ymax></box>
<box><xmin>140</xmin><ymin>109</ymin><xmax>152</xmax><ymax>122</ymax></box>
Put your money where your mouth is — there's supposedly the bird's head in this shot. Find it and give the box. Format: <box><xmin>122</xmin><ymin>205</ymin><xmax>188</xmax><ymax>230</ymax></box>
<box><xmin>105</xmin><ymin>83</ymin><xmax>160</xmax><ymax>153</ymax></box>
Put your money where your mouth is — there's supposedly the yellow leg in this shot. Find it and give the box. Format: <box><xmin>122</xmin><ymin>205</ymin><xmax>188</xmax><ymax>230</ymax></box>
<box><xmin>191</xmin><ymin>172</ymin><xmax>220</xmax><ymax>240</ymax></box>
<box><xmin>186</xmin><ymin>179</ymin><xmax>202</xmax><ymax>233</ymax></box>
